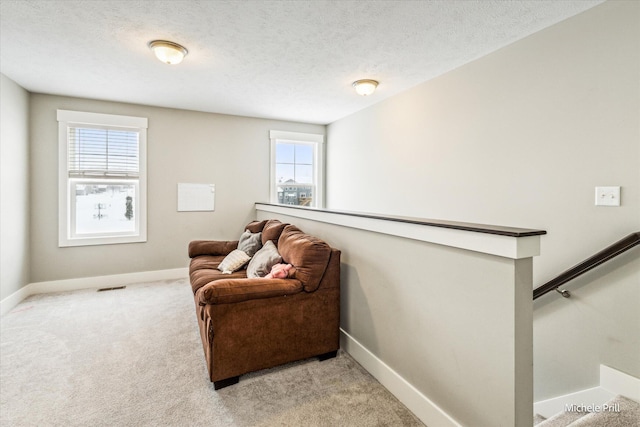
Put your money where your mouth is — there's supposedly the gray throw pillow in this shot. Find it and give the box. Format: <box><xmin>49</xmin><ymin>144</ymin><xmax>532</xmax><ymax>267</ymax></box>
<box><xmin>238</xmin><ymin>230</ymin><xmax>262</xmax><ymax>257</ymax></box>
<box><xmin>246</xmin><ymin>240</ymin><xmax>282</xmax><ymax>278</ymax></box>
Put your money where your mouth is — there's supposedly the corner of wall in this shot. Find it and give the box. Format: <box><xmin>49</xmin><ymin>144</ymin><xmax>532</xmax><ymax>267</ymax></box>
<box><xmin>0</xmin><ymin>74</ymin><xmax>31</xmax><ymax>302</ymax></box>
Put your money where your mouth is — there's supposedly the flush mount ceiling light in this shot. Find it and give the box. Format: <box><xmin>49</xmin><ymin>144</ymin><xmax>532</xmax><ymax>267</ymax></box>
<box><xmin>148</xmin><ymin>40</ymin><xmax>188</xmax><ymax>65</ymax></box>
<box><xmin>352</xmin><ymin>79</ymin><xmax>379</xmax><ymax>96</ymax></box>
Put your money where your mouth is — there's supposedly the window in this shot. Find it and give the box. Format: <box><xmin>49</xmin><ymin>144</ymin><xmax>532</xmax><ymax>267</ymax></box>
<box><xmin>57</xmin><ymin>110</ymin><xmax>147</xmax><ymax>247</ymax></box>
<box><xmin>269</xmin><ymin>130</ymin><xmax>324</xmax><ymax>208</ymax></box>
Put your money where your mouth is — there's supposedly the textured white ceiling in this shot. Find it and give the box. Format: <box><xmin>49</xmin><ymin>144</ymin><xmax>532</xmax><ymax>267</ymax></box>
<box><xmin>0</xmin><ymin>0</ymin><xmax>604</xmax><ymax>124</ymax></box>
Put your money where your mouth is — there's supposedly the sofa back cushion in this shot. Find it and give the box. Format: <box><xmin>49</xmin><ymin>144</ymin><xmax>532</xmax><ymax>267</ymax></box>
<box><xmin>245</xmin><ymin>220</ymin><xmax>267</xmax><ymax>233</ymax></box>
<box><xmin>278</xmin><ymin>225</ymin><xmax>331</xmax><ymax>292</ymax></box>
<box><xmin>244</xmin><ymin>219</ymin><xmax>288</xmax><ymax>245</ymax></box>
<box><xmin>261</xmin><ymin>219</ymin><xmax>288</xmax><ymax>245</ymax></box>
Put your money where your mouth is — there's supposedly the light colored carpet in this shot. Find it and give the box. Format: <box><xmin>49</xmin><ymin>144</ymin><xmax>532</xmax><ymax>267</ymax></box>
<box><xmin>534</xmin><ymin>395</ymin><xmax>640</xmax><ymax>427</ymax></box>
<box><xmin>534</xmin><ymin>413</ymin><xmax>547</xmax><ymax>424</ymax></box>
<box><xmin>0</xmin><ymin>279</ymin><xmax>423</xmax><ymax>427</ymax></box>
<box><xmin>534</xmin><ymin>409</ymin><xmax>588</xmax><ymax>427</ymax></box>
<box><xmin>569</xmin><ymin>395</ymin><xmax>640</xmax><ymax>427</ymax></box>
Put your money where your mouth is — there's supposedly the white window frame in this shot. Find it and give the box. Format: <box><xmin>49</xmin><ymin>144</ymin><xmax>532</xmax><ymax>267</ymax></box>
<box><xmin>269</xmin><ymin>130</ymin><xmax>325</xmax><ymax>208</ymax></box>
<box><xmin>57</xmin><ymin>110</ymin><xmax>148</xmax><ymax>247</ymax></box>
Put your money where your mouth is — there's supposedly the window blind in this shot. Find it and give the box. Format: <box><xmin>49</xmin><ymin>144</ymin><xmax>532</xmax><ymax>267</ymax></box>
<box><xmin>67</xmin><ymin>126</ymin><xmax>139</xmax><ymax>177</ymax></box>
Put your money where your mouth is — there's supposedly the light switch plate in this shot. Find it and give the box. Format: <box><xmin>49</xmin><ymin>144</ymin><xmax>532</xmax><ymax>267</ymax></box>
<box><xmin>595</xmin><ymin>186</ymin><xmax>620</xmax><ymax>206</ymax></box>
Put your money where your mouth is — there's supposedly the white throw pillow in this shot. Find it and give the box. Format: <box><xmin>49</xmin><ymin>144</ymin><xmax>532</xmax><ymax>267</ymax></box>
<box><xmin>217</xmin><ymin>249</ymin><xmax>251</xmax><ymax>274</ymax></box>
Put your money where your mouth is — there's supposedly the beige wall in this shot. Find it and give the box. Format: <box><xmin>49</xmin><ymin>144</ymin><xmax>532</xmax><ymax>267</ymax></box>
<box><xmin>29</xmin><ymin>94</ymin><xmax>324</xmax><ymax>283</ymax></box>
<box><xmin>1</xmin><ymin>74</ymin><xmax>30</xmax><ymax>301</ymax></box>
<box><xmin>534</xmin><ymin>252</ymin><xmax>639</xmax><ymax>398</ymax></box>
<box><xmin>258</xmin><ymin>210</ymin><xmax>534</xmax><ymax>426</ymax></box>
<box><xmin>326</xmin><ymin>1</ymin><xmax>639</xmax><ymax>400</ymax></box>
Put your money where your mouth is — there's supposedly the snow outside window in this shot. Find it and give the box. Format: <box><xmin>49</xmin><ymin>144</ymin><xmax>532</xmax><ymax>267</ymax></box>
<box><xmin>57</xmin><ymin>110</ymin><xmax>148</xmax><ymax>247</ymax></box>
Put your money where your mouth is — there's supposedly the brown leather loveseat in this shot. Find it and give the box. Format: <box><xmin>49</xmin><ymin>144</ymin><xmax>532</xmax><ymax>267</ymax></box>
<box><xmin>188</xmin><ymin>219</ymin><xmax>340</xmax><ymax>389</ymax></box>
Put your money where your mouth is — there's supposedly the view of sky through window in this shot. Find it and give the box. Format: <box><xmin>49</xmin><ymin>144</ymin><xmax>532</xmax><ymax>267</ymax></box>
<box><xmin>275</xmin><ymin>143</ymin><xmax>313</xmax><ymax>184</ymax></box>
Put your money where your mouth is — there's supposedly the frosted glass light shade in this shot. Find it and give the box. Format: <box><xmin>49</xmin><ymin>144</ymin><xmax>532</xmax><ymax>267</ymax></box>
<box><xmin>352</xmin><ymin>79</ymin><xmax>378</xmax><ymax>96</ymax></box>
<box><xmin>148</xmin><ymin>40</ymin><xmax>188</xmax><ymax>65</ymax></box>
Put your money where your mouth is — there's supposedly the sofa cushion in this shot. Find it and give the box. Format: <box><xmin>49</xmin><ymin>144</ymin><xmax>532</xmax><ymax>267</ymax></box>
<box><xmin>246</xmin><ymin>240</ymin><xmax>282</xmax><ymax>278</ymax></box>
<box><xmin>192</xmin><ymin>271</ymin><xmax>249</xmax><ymax>294</ymax></box>
<box><xmin>189</xmin><ymin>255</ymin><xmax>224</xmax><ymax>275</ymax></box>
<box><xmin>261</xmin><ymin>219</ymin><xmax>288</xmax><ymax>245</ymax></box>
<box><xmin>237</xmin><ymin>231</ymin><xmax>262</xmax><ymax>257</ymax></box>
<box><xmin>245</xmin><ymin>220</ymin><xmax>267</xmax><ymax>233</ymax></box>
<box><xmin>217</xmin><ymin>249</ymin><xmax>251</xmax><ymax>274</ymax></box>
<box><xmin>278</xmin><ymin>225</ymin><xmax>331</xmax><ymax>292</ymax></box>
<box><xmin>190</xmin><ymin>259</ymin><xmax>247</xmax><ymax>294</ymax></box>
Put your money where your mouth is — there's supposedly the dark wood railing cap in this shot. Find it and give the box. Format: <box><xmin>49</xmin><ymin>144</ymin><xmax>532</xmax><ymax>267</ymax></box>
<box><xmin>255</xmin><ymin>203</ymin><xmax>547</xmax><ymax>238</ymax></box>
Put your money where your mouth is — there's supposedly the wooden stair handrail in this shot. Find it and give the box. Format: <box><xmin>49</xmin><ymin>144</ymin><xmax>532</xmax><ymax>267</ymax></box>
<box><xmin>533</xmin><ymin>231</ymin><xmax>640</xmax><ymax>300</ymax></box>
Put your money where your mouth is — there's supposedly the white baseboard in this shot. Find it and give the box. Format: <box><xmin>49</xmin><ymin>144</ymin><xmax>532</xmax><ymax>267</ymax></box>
<box><xmin>533</xmin><ymin>365</ymin><xmax>640</xmax><ymax>418</ymax></box>
<box><xmin>601</xmin><ymin>365</ymin><xmax>640</xmax><ymax>403</ymax></box>
<box><xmin>1</xmin><ymin>268</ymin><xmax>188</xmax><ymax>316</ymax></box>
<box><xmin>533</xmin><ymin>387</ymin><xmax>615</xmax><ymax>418</ymax></box>
<box><xmin>340</xmin><ymin>329</ymin><xmax>461</xmax><ymax>427</ymax></box>
<box><xmin>0</xmin><ymin>285</ymin><xmax>32</xmax><ymax>317</ymax></box>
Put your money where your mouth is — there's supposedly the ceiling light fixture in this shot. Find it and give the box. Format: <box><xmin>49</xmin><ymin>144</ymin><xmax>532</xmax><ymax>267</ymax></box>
<box><xmin>352</xmin><ymin>79</ymin><xmax>379</xmax><ymax>96</ymax></box>
<box><xmin>148</xmin><ymin>40</ymin><xmax>188</xmax><ymax>65</ymax></box>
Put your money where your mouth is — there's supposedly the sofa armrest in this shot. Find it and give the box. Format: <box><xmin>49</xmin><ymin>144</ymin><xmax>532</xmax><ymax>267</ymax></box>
<box><xmin>189</xmin><ymin>240</ymin><xmax>239</xmax><ymax>258</ymax></box>
<box><xmin>196</xmin><ymin>278</ymin><xmax>303</xmax><ymax>305</ymax></box>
